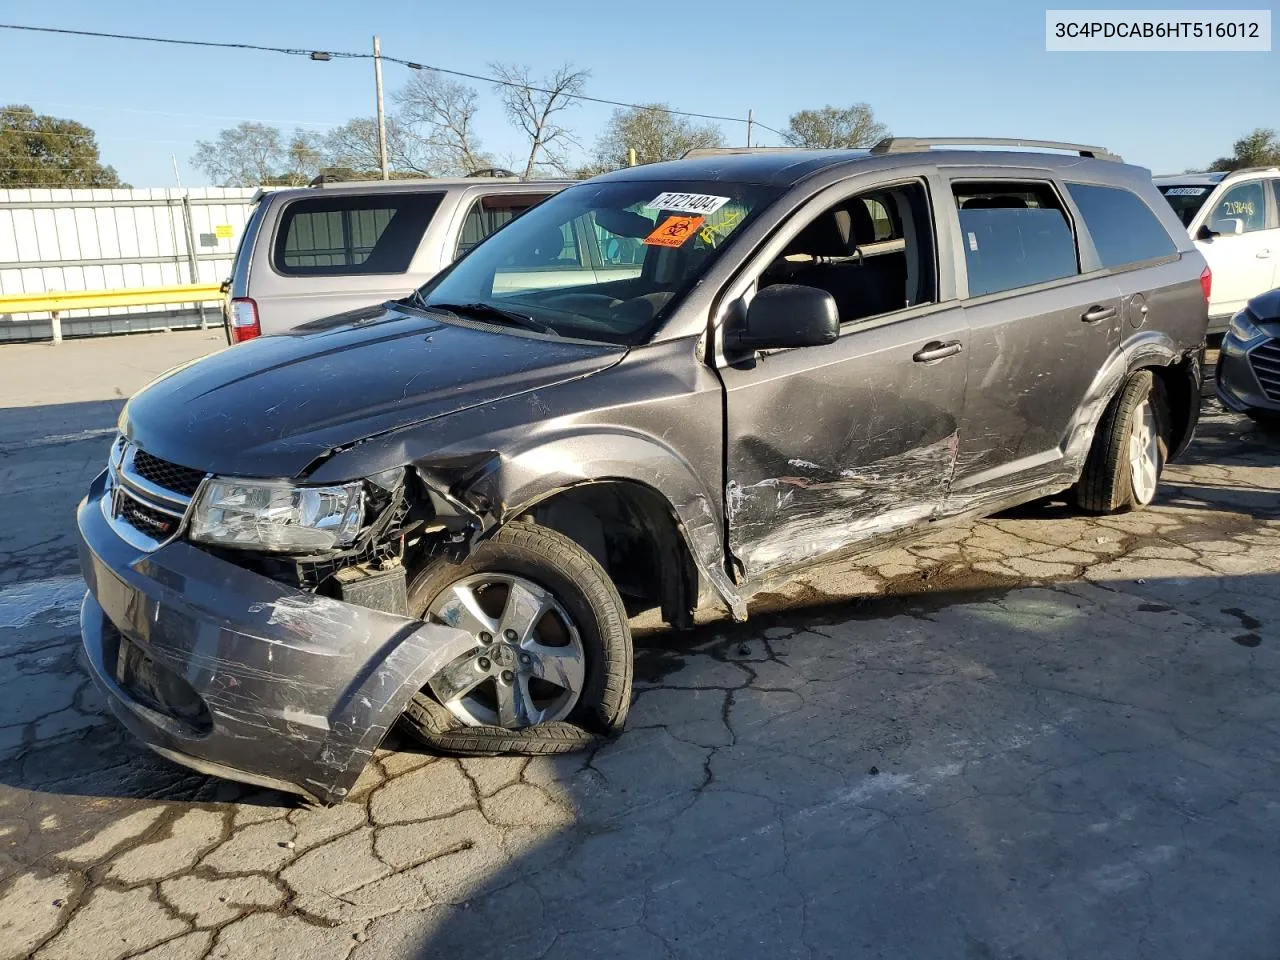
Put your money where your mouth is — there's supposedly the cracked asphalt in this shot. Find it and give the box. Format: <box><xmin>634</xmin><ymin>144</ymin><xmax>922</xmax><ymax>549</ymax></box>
<box><xmin>2</xmin><ymin>331</ymin><xmax>1279</xmax><ymax>959</ymax></box>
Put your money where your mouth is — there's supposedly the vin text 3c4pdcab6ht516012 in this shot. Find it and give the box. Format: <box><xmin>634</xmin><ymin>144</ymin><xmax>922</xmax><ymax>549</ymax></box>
<box><xmin>78</xmin><ymin>137</ymin><xmax>1209</xmax><ymax>802</ymax></box>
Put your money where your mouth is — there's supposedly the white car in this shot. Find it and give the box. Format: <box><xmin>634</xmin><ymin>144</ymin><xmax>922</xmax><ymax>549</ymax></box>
<box><xmin>1155</xmin><ymin>168</ymin><xmax>1280</xmax><ymax>332</ymax></box>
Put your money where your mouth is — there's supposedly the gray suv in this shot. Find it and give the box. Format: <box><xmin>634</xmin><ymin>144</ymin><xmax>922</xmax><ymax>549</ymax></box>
<box><xmin>78</xmin><ymin>138</ymin><xmax>1209</xmax><ymax>802</ymax></box>
<box><xmin>224</xmin><ymin>175</ymin><xmax>568</xmax><ymax>340</ymax></box>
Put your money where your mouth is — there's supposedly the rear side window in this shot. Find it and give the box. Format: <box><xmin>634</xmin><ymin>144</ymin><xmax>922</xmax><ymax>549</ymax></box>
<box><xmin>273</xmin><ymin>193</ymin><xmax>442</xmax><ymax>276</ymax></box>
<box><xmin>455</xmin><ymin>193</ymin><xmax>547</xmax><ymax>259</ymax></box>
<box><xmin>1066</xmin><ymin>183</ymin><xmax>1177</xmax><ymax>269</ymax></box>
<box><xmin>953</xmin><ymin>182</ymin><xmax>1079</xmax><ymax>297</ymax></box>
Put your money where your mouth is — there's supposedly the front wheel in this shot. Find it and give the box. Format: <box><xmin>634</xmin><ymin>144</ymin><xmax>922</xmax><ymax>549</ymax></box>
<box><xmin>399</xmin><ymin>522</ymin><xmax>632</xmax><ymax>755</ymax></box>
<box><xmin>1076</xmin><ymin>370</ymin><xmax>1168</xmax><ymax>514</ymax></box>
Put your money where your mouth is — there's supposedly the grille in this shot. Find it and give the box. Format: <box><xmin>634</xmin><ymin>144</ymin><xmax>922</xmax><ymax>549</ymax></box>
<box><xmin>1249</xmin><ymin>340</ymin><xmax>1280</xmax><ymax>403</ymax></box>
<box><xmin>117</xmin><ymin>494</ymin><xmax>182</xmax><ymax>541</ymax></box>
<box><xmin>131</xmin><ymin>449</ymin><xmax>206</xmax><ymax>497</ymax></box>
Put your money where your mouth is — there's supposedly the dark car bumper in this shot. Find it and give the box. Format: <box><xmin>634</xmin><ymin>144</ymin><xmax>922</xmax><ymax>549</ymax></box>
<box><xmin>1216</xmin><ymin>333</ymin><xmax>1280</xmax><ymax>415</ymax></box>
<box><xmin>77</xmin><ymin>470</ymin><xmax>472</xmax><ymax>803</ymax></box>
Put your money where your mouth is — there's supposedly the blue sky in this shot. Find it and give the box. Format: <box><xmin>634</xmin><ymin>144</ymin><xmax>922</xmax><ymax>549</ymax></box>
<box><xmin>1</xmin><ymin>0</ymin><xmax>1276</xmax><ymax>186</ymax></box>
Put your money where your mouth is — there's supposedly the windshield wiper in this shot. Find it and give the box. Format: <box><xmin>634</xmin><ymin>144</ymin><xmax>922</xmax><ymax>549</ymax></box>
<box><xmin>396</xmin><ymin>288</ymin><xmax>430</xmax><ymax>311</ymax></box>
<box><xmin>427</xmin><ymin>301</ymin><xmax>555</xmax><ymax>335</ymax></box>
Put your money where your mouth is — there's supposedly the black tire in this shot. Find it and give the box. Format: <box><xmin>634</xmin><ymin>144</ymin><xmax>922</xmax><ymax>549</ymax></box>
<box><xmin>399</xmin><ymin>522</ymin><xmax>632</xmax><ymax>755</ymax></box>
<box><xmin>1076</xmin><ymin>370</ymin><xmax>1169</xmax><ymax>514</ymax></box>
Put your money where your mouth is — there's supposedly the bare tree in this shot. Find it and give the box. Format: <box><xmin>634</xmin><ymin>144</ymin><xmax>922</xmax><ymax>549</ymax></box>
<box><xmin>192</xmin><ymin>122</ymin><xmax>283</xmax><ymax>186</ymax></box>
<box><xmin>192</xmin><ymin>122</ymin><xmax>325</xmax><ymax>186</ymax></box>
<box><xmin>325</xmin><ymin>116</ymin><xmax>431</xmax><ymax>176</ymax></box>
<box><xmin>282</xmin><ymin>128</ymin><xmax>325</xmax><ymax>185</ymax></box>
<box><xmin>394</xmin><ymin>71</ymin><xmax>488</xmax><ymax>175</ymax></box>
<box><xmin>783</xmin><ymin>104</ymin><xmax>888</xmax><ymax>149</ymax></box>
<box><xmin>490</xmin><ymin>62</ymin><xmax>589</xmax><ymax>177</ymax></box>
<box><xmin>591</xmin><ymin>103</ymin><xmax>723</xmax><ymax>173</ymax></box>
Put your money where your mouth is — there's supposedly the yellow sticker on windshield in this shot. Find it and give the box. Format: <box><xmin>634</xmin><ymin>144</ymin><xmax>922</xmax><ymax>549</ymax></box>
<box><xmin>644</xmin><ymin>215</ymin><xmax>704</xmax><ymax>248</ymax></box>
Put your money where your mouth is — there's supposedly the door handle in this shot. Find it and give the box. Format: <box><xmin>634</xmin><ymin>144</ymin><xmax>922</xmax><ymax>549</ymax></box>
<box><xmin>913</xmin><ymin>340</ymin><xmax>963</xmax><ymax>363</ymax></box>
<box><xmin>1257</xmin><ymin>249</ymin><xmax>1273</xmax><ymax>259</ymax></box>
<box><xmin>1081</xmin><ymin>305</ymin><xmax>1116</xmax><ymax>324</ymax></box>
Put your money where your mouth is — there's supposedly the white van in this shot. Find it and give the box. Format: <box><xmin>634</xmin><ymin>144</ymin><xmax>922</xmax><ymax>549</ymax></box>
<box><xmin>223</xmin><ymin>175</ymin><xmax>570</xmax><ymax>341</ymax></box>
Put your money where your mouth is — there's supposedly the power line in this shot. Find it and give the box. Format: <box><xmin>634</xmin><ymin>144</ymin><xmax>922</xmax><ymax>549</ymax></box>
<box><xmin>0</xmin><ymin>22</ymin><xmax>775</xmax><ymax>130</ymax></box>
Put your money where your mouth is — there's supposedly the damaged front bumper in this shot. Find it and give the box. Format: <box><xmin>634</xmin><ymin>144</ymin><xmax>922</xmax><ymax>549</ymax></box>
<box><xmin>76</xmin><ymin>470</ymin><xmax>471</xmax><ymax>803</ymax></box>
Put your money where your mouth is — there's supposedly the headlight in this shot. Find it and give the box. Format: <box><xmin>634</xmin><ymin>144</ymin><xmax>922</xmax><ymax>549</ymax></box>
<box><xmin>1227</xmin><ymin>310</ymin><xmax>1264</xmax><ymax>344</ymax></box>
<box><xmin>190</xmin><ymin>478</ymin><xmax>363</xmax><ymax>553</ymax></box>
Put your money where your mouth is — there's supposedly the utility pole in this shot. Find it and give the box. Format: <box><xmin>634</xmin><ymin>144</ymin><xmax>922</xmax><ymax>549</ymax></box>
<box><xmin>373</xmin><ymin>35</ymin><xmax>389</xmax><ymax>180</ymax></box>
<box><xmin>746</xmin><ymin>109</ymin><xmax>753</xmax><ymax>148</ymax></box>
<box><xmin>170</xmin><ymin>154</ymin><xmax>182</xmax><ymax>189</ymax></box>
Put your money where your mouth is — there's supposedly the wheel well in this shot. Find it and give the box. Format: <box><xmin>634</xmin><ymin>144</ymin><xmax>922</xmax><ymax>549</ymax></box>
<box><xmin>514</xmin><ymin>481</ymin><xmax>698</xmax><ymax>629</ymax></box>
<box><xmin>1147</xmin><ymin>359</ymin><xmax>1196</xmax><ymax>459</ymax></box>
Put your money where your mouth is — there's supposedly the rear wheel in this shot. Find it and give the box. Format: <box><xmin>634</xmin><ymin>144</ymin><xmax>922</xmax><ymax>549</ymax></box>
<box><xmin>399</xmin><ymin>522</ymin><xmax>632</xmax><ymax>755</ymax></box>
<box><xmin>1076</xmin><ymin>370</ymin><xmax>1168</xmax><ymax>514</ymax></box>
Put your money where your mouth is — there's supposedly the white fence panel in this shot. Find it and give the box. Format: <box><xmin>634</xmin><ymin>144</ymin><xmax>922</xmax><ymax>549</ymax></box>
<box><xmin>0</xmin><ymin>186</ymin><xmax>258</xmax><ymax>341</ymax></box>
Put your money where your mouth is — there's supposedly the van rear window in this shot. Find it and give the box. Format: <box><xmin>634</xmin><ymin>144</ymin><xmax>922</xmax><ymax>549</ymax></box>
<box><xmin>273</xmin><ymin>193</ymin><xmax>443</xmax><ymax>276</ymax></box>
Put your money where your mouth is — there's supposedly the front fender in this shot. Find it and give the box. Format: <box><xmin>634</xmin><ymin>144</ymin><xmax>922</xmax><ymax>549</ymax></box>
<box><xmin>461</xmin><ymin>428</ymin><xmax>746</xmax><ymax>620</ymax></box>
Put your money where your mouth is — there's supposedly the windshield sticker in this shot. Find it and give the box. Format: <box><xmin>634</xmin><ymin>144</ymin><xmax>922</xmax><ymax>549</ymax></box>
<box><xmin>1165</xmin><ymin>187</ymin><xmax>1208</xmax><ymax>196</ymax></box>
<box><xmin>646</xmin><ymin>192</ymin><xmax>730</xmax><ymax>215</ymax></box>
<box><xmin>644</xmin><ymin>215</ymin><xmax>705</xmax><ymax>248</ymax></box>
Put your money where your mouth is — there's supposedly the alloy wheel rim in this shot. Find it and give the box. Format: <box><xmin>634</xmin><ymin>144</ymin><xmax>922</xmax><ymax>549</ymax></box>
<box><xmin>1128</xmin><ymin>399</ymin><xmax>1160</xmax><ymax>504</ymax></box>
<box><xmin>425</xmin><ymin>573</ymin><xmax>585</xmax><ymax>728</ymax></box>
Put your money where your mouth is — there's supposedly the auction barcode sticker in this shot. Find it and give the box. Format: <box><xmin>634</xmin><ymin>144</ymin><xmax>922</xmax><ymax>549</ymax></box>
<box><xmin>1046</xmin><ymin>10</ymin><xmax>1271</xmax><ymax>51</ymax></box>
<box><xmin>646</xmin><ymin>192</ymin><xmax>730</xmax><ymax>215</ymax></box>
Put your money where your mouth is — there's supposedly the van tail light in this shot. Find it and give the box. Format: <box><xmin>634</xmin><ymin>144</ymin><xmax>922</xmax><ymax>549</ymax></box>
<box><xmin>229</xmin><ymin>298</ymin><xmax>261</xmax><ymax>343</ymax></box>
<box><xmin>1199</xmin><ymin>265</ymin><xmax>1212</xmax><ymax>305</ymax></box>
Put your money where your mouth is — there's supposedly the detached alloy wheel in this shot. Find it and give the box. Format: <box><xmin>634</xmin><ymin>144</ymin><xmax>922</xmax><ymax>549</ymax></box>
<box><xmin>400</xmin><ymin>522</ymin><xmax>632</xmax><ymax>755</ymax></box>
<box><xmin>1077</xmin><ymin>369</ymin><xmax>1169</xmax><ymax>514</ymax></box>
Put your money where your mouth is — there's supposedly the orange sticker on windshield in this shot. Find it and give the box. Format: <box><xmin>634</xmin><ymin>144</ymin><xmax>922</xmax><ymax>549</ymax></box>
<box><xmin>644</xmin><ymin>215</ymin><xmax>704</xmax><ymax>248</ymax></box>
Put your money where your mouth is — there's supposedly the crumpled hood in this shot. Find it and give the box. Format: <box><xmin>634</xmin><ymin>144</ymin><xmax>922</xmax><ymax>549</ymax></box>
<box><xmin>123</xmin><ymin>305</ymin><xmax>626</xmax><ymax>479</ymax></box>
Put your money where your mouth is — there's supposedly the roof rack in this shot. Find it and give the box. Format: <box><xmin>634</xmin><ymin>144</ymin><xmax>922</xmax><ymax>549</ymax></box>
<box><xmin>682</xmin><ymin>146</ymin><xmax>805</xmax><ymax>159</ymax></box>
<box><xmin>869</xmin><ymin>137</ymin><xmax>1122</xmax><ymax>162</ymax></box>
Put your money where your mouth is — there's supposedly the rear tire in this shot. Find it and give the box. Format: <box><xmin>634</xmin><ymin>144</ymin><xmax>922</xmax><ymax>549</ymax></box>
<box><xmin>1076</xmin><ymin>370</ymin><xmax>1169</xmax><ymax>514</ymax></box>
<box><xmin>399</xmin><ymin>522</ymin><xmax>632</xmax><ymax>755</ymax></box>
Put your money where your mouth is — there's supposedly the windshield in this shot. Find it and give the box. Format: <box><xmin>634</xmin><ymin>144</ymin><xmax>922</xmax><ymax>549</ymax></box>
<box><xmin>416</xmin><ymin>180</ymin><xmax>776</xmax><ymax>344</ymax></box>
<box><xmin>1158</xmin><ymin>184</ymin><xmax>1213</xmax><ymax>228</ymax></box>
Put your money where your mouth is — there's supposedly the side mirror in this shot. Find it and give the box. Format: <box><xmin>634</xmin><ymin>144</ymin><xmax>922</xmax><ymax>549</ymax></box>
<box><xmin>728</xmin><ymin>284</ymin><xmax>840</xmax><ymax>352</ymax></box>
<box><xmin>1204</xmin><ymin>218</ymin><xmax>1245</xmax><ymax>238</ymax></box>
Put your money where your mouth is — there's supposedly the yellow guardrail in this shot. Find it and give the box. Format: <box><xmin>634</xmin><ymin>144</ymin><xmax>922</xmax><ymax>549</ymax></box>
<box><xmin>0</xmin><ymin>283</ymin><xmax>224</xmax><ymax>314</ymax></box>
<box><xmin>0</xmin><ymin>283</ymin><xmax>224</xmax><ymax>343</ymax></box>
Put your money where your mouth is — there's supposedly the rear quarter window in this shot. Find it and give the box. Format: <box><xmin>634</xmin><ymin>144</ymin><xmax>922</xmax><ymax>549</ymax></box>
<box><xmin>953</xmin><ymin>182</ymin><xmax>1079</xmax><ymax>297</ymax></box>
<box><xmin>1066</xmin><ymin>183</ymin><xmax>1178</xmax><ymax>269</ymax></box>
<box><xmin>273</xmin><ymin>192</ymin><xmax>443</xmax><ymax>276</ymax></box>
<box><xmin>455</xmin><ymin>193</ymin><xmax>549</xmax><ymax>259</ymax></box>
